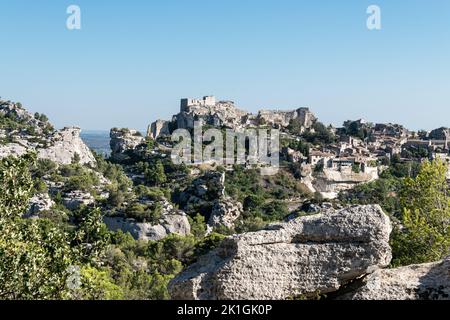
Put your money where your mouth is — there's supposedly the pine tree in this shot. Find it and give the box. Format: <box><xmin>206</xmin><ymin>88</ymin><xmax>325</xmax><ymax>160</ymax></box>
<box><xmin>391</xmin><ymin>160</ymin><xmax>450</xmax><ymax>266</ymax></box>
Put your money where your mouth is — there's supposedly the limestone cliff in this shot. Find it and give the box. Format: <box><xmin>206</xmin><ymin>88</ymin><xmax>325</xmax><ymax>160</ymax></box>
<box><xmin>0</xmin><ymin>99</ymin><xmax>95</xmax><ymax>165</ymax></box>
<box><xmin>109</xmin><ymin>128</ymin><xmax>145</xmax><ymax>161</ymax></box>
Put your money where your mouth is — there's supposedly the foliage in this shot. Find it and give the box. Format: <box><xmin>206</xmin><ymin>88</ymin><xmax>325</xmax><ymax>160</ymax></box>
<box><xmin>342</xmin><ymin>120</ymin><xmax>371</xmax><ymax>140</ymax></box>
<box><xmin>125</xmin><ymin>201</ymin><xmax>162</xmax><ymax>223</ymax></box>
<box><xmin>0</xmin><ymin>154</ymin><xmax>35</xmax><ymax>219</ymax></box>
<box><xmin>72</xmin><ymin>207</ymin><xmax>111</xmax><ymax>267</ymax></box>
<box><xmin>74</xmin><ymin>266</ymin><xmax>124</xmax><ymax>300</ymax></box>
<box><xmin>381</xmin><ymin>155</ymin><xmax>421</xmax><ymax>179</ymax></box>
<box><xmin>352</xmin><ymin>163</ymin><xmax>361</xmax><ymax>173</ymax></box>
<box><xmin>302</xmin><ymin>122</ymin><xmax>336</xmax><ymax>145</ymax></box>
<box><xmin>144</xmin><ymin>160</ymin><xmax>167</xmax><ymax>186</ymax></box>
<box><xmin>339</xmin><ymin>175</ymin><xmax>403</xmax><ymax>216</ymax></box>
<box><xmin>0</xmin><ymin>155</ymin><xmax>113</xmax><ymax>299</ymax></box>
<box><xmin>391</xmin><ymin>160</ymin><xmax>450</xmax><ymax>266</ymax></box>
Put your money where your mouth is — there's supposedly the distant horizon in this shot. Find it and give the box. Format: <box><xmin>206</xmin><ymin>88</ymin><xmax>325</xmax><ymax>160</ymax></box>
<box><xmin>1</xmin><ymin>1</ymin><xmax>449</xmax><ymax>131</ymax></box>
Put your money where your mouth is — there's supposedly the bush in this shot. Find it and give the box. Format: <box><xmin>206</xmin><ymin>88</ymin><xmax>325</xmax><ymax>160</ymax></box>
<box><xmin>391</xmin><ymin>160</ymin><xmax>450</xmax><ymax>266</ymax></box>
<box><xmin>125</xmin><ymin>202</ymin><xmax>162</xmax><ymax>223</ymax></box>
<box><xmin>144</xmin><ymin>161</ymin><xmax>167</xmax><ymax>186</ymax></box>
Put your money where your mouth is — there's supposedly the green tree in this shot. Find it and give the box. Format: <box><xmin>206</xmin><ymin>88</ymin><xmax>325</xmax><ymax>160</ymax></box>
<box><xmin>0</xmin><ymin>154</ymin><xmax>73</xmax><ymax>299</ymax></box>
<box><xmin>145</xmin><ymin>161</ymin><xmax>167</xmax><ymax>186</ymax></box>
<box><xmin>72</xmin><ymin>207</ymin><xmax>111</xmax><ymax>267</ymax></box>
<box><xmin>391</xmin><ymin>160</ymin><xmax>450</xmax><ymax>266</ymax></box>
<box><xmin>74</xmin><ymin>266</ymin><xmax>124</xmax><ymax>300</ymax></box>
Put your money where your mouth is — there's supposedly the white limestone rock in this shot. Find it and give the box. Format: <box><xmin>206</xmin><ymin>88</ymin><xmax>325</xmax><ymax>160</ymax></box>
<box><xmin>25</xmin><ymin>193</ymin><xmax>55</xmax><ymax>218</ymax></box>
<box><xmin>0</xmin><ymin>143</ymin><xmax>28</xmax><ymax>158</ymax></box>
<box><xmin>169</xmin><ymin>205</ymin><xmax>392</xmax><ymax>300</ymax></box>
<box><xmin>110</xmin><ymin>128</ymin><xmax>145</xmax><ymax>161</ymax></box>
<box><xmin>104</xmin><ymin>199</ymin><xmax>191</xmax><ymax>241</ymax></box>
<box><xmin>208</xmin><ymin>197</ymin><xmax>243</xmax><ymax>229</ymax></box>
<box><xmin>62</xmin><ymin>190</ymin><xmax>95</xmax><ymax>210</ymax></box>
<box><xmin>339</xmin><ymin>256</ymin><xmax>450</xmax><ymax>300</ymax></box>
<box><xmin>38</xmin><ymin>127</ymin><xmax>96</xmax><ymax>165</ymax></box>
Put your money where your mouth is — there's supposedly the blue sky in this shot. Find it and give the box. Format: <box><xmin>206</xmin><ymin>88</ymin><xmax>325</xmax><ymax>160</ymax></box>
<box><xmin>0</xmin><ymin>0</ymin><xmax>449</xmax><ymax>131</ymax></box>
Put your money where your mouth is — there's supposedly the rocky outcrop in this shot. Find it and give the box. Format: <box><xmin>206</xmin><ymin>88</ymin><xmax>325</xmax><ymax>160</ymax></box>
<box><xmin>62</xmin><ymin>190</ymin><xmax>95</xmax><ymax>210</ymax></box>
<box><xmin>149</xmin><ymin>120</ymin><xmax>171</xmax><ymax>140</ymax></box>
<box><xmin>0</xmin><ymin>143</ymin><xmax>27</xmax><ymax>158</ymax></box>
<box><xmin>169</xmin><ymin>205</ymin><xmax>392</xmax><ymax>300</ymax></box>
<box><xmin>179</xmin><ymin>172</ymin><xmax>225</xmax><ymax>209</ymax></box>
<box><xmin>0</xmin><ymin>100</ymin><xmax>50</xmax><ymax>135</ymax></box>
<box><xmin>338</xmin><ymin>256</ymin><xmax>450</xmax><ymax>300</ymax></box>
<box><xmin>300</xmin><ymin>165</ymin><xmax>379</xmax><ymax>200</ymax></box>
<box><xmin>175</xmin><ymin>99</ymin><xmax>248</xmax><ymax>130</ymax></box>
<box><xmin>208</xmin><ymin>197</ymin><xmax>243</xmax><ymax>229</ymax></box>
<box><xmin>110</xmin><ymin>128</ymin><xmax>145</xmax><ymax>161</ymax></box>
<box><xmin>429</xmin><ymin>127</ymin><xmax>450</xmax><ymax>141</ymax></box>
<box><xmin>38</xmin><ymin>127</ymin><xmax>96</xmax><ymax>165</ymax></box>
<box><xmin>0</xmin><ymin>100</ymin><xmax>96</xmax><ymax>165</ymax></box>
<box><xmin>179</xmin><ymin>171</ymin><xmax>243</xmax><ymax>230</ymax></box>
<box><xmin>256</xmin><ymin>107</ymin><xmax>316</xmax><ymax>130</ymax></box>
<box><xmin>103</xmin><ymin>199</ymin><xmax>191</xmax><ymax>241</ymax></box>
<box><xmin>167</xmin><ymin>96</ymin><xmax>317</xmax><ymax>131</ymax></box>
<box><xmin>25</xmin><ymin>193</ymin><xmax>55</xmax><ymax>218</ymax></box>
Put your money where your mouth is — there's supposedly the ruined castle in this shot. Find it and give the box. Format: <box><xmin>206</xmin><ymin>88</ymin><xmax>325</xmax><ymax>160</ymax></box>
<box><xmin>149</xmin><ymin>95</ymin><xmax>316</xmax><ymax>139</ymax></box>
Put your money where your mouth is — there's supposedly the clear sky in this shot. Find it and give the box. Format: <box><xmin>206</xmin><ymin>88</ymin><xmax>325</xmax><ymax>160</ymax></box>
<box><xmin>0</xmin><ymin>0</ymin><xmax>449</xmax><ymax>131</ymax></box>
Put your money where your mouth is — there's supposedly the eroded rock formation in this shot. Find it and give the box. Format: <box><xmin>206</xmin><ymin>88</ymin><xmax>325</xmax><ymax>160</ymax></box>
<box><xmin>339</xmin><ymin>256</ymin><xmax>450</xmax><ymax>300</ymax></box>
<box><xmin>38</xmin><ymin>127</ymin><xmax>96</xmax><ymax>165</ymax></box>
<box><xmin>103</xmin><ymin>199</ymin><xmax>191</xmax><ymax>241</ymax></box>
<box><xmin>110</xmin><ymin>128</ymin><xmax>145</xmax><ymax>161</ymax></box>
<box><xmin>0</xmin><ymin>100</ymin><xmax>95</xmax><ymax>165</ymax></box>
<box><xmin>169</xmin><ymin>205</ymin><xmax>392</xmax><ymax>300</ymax></box>
<box><xmin>151</xmin><ymin>96</ymin><xmax>317</xmax><ymax>133</ymax></box>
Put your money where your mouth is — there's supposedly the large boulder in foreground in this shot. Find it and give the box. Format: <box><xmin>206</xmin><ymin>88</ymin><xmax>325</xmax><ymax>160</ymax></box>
<box><xmin>339</xmin><ymin>256</ymin><xmax>450</xmax><ymax>300</ymax></box>
<box><xmin>169</xmin><ymin>205</ymin><xmax>392</xmax><ymax>300</ymax></box>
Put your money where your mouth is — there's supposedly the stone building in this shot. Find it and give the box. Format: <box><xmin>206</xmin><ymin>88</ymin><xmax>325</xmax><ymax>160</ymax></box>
<box><xmin>180</xmin><ymin>96</ymin><xmax>216</xmax><ymax>112</ymax></box>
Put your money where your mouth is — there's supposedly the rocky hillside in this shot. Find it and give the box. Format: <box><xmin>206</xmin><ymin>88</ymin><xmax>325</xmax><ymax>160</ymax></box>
<box><xmin>0</xmin><ymin>99</ymin><xmax>95</xmax><ymax>165</ymax></box>
<box><xmin>169</xmin><ymin>205</ymin><xmax>449</xmax><ymax>300</ymax></box>
<box><xmin>0</xmin><ymin>95</ymin><xmax>448</xmax><ymax>301</ymax></box>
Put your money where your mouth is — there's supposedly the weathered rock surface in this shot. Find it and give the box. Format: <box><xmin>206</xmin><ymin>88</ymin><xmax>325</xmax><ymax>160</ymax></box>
<box><xmin>166</xmin><ymin>96</ymin><xmax>317</xmax><ymax>131</ymax></box>
<box><xmin>62</xmin><ymin>190</ymin><xmax>95</xmax><ymax>210</ymax></box>
<box><xmin>169</xmin><ymin>205</ymin><xmax>392</xmax><ymax>300</ymax></box>
<box><xmin>0</xmin><ymin>100</ymin><xmax>96</xmax><ymax>165</ymax></box>
<box><xmin>110</xmin><ymin>128</ymin><xmax>145</xmax><ymax>161</ymax></box>
<box><xmin>25</xmin><ymin>193</ymin><xmax>55</xmax><ymax>218</ymax></box>
<box><xmin>149</xmin><ymin>120</ymin><xmax>171</xmax><ymax>140</ymax></box>
<box><xmin>313</xmin><ymin>168</ymin><xmax>379</xmax><ymax>199</ymax></box>
<box><xmin>179</xmin><ymin>171</ymin><xmax>243</xmax><ymax>230</ymax></box>
<box><xmin>179</xmin><ymin>172</ymin><xmax>225</xmax><ymax>209</ymax></box>
<box><xmin>338</xmin><ymin>256</ymin><xmax>450</xmax><ymax>300</ymax></box>
<box><xmin>208</xmin><ymin>197</ymin><xmax>243</xmax><ymax>229</ymax></box>
<box><xmin>0</xmin><ymin>143</ymin><xmax>28</xmax><ymax>158</ymax></box>
<box><xmin>175</xmin><ymin>100</ymin><xmax>248</xmax><ymax>130</ymax></box>
<box><xmin>256</xmin><ymin>107</ymin><xmax>316</xmax><ymax>130</ymax></box>
<box><xmin>104</xmin><ymin>199</ymin><xmax>191</xmax><ymax>241</ymax></box>
<box><xmin>38</xmin><ymin>127</ymin><xmax>96</xmax><ymax>165</ymax></box>
<box><xmin>0</xmin><ymin>100</ymin><xmax>50</xmax><ymax>134</ymax></box>
<box><xmin>300</xmin><ymin>165</ymin><xmax>379</xmax><ymax>200</ymax></box>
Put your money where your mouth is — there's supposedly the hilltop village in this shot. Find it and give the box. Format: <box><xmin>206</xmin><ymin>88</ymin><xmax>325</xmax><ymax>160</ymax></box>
<box><xmin>145</xmin><ymin>96</ymin><xmax>450</xmax><ymax>199</ymax></box>
<box><xmin>0</xmin><ymin>96</ymin><xmax>449</xmax><ymax>300</ymax></box>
